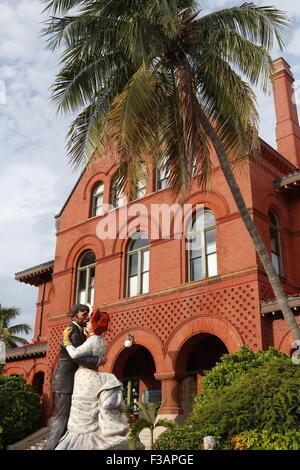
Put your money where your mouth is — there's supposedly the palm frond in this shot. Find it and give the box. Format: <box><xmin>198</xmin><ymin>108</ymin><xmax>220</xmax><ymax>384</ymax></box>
<box><xmin>66</xmin><ymin>98</ymin><xmax>107</xmax><ymax>172</ymax></box>
<box><xmin>8</xmin><ymin>324</ymin><xmax>31</xmax><ymax>335</ymax></box>
<box><xmin>0</xmin><ymin>306</ymin><xmax>20</xmax><ymax>325</ymax></box>
<box><xmin>128</xmin><ymin>417</ymin><xmax>150</xmax><ymax>450</ymax></box>
<box><xmin>194</xmin><ymin>49</ymin><xmax>259</xmax><ymax>163</ymax></box>
<box><xmin>42</xmin><ymin>0</ymin><xmax>84</xmax><ymax>15</ymax></box>
<box><xmin>195</xmin><ymin>2</ymin><xmax>290</xmax><ymax>51</ymax></box>
<box><xmin>8</xmin><ymin>336</ymin><xmax>29</xmax><ymax>347</ymax></box>
<box><xmin>191</xmin><ymin>27</ymin><xmax>274</xmax><ymax>93</ymax></box>
<box><xmin>107</xmin><ymin>64</ymin><xmax>169</xmax><ymax>197</ymax></box>
<box><xmin>174</xmin><ymin>56</ymin><xmax>211</xmax><ymax>196</ymax></box>
<box><xmin>134</xmin><ymin>401</ymin><xmax>152</xmax><ymax>423</ymax></box>
<box><xmin>155</xmin><ymin>418</ymin><xmax>176</xmax><ymax>430</ymax></box>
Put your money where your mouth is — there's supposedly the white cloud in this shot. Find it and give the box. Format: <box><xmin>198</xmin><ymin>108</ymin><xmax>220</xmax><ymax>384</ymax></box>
<box><xmin>0</xmin><ymin>0</ymin><xmax>77</xmax><ymax>338</ymax></box>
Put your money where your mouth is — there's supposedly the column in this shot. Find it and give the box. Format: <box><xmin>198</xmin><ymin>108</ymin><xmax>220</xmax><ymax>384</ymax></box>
<box><xmin>154</xmin><ymin>372</ymin><xmax>184</xmax><ymax>420</ymax></box>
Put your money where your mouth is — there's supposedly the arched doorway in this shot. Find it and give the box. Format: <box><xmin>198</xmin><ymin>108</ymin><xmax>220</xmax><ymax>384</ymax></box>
<box><xmin>32</xmin><ymin>372</ymin><xmax>45</xmax><ymax>396</ymax></box>
<box><xmin>176</xmin><ymin>334</ymin><xmax>228</xmax><ymax>418</ymax></box>
<box><xmin>113</xmin><ymin>345</ymin><xmax>161</xmax><ymax>409</ymax></box>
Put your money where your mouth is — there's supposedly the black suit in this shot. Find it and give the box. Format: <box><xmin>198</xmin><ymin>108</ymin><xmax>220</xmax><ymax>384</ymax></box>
<box><xmin>43</xmin><ymin>322</ymin><xmax>99</xmax><ymax>450</ymax></box>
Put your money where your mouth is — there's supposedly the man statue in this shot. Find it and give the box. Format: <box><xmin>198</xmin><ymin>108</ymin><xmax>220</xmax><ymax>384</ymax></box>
<box><xmin>43</xmin><ymin>304</ymin><xmax>100</xmax><ymax>450</ymax></box>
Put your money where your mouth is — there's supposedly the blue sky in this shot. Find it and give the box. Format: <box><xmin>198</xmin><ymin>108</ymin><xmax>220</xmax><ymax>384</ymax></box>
<box><xmin>0</xmin><ymin>0</ymin><xmax>300</xmax><ymax>341</ymax></box>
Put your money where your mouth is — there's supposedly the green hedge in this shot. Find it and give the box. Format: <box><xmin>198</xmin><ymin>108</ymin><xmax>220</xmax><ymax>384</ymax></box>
<box><xmin>227</xmin><ymin>430</ymin><xmax>300</xmax><ymax>450</ymax></box>
<box><xmin>154</xmin><ymin>348</ymin><xmax>300</xmax><ymax>450</ymax></box>
<box><xmin>187</xmin><ymin>358</ymin><xmax>300</xmax><ymax>439</ymax></box>
<box><xmin>0</xmin><ymin>375</ymin><xmax>42</xmax><ymax>448</ymax></box>
<box><xmin>153</xmin><ymin>425</ymin><xmax>214</xmax><ymax>450</ymax></box>
<box><xmin>196</xmin><ymin>345</ymin><xmax>288</xmax><ymax>407</ymax></box>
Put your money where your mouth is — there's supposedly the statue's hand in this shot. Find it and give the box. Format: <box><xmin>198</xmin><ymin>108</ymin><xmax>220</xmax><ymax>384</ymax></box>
<box><xmin>63</xmin><ymin>326</ymin><xmax>73</xmax><ymax>346</ymax></box>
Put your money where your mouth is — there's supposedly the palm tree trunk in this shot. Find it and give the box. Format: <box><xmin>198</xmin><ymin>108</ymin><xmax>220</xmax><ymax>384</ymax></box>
<box><xmin>150</xmin><ymin>428</ymin><xmax>154</xmax><ymax>450</ymax></box>
<box><xmin>197</xmin><ymin>105</ymin><xmax>300</xmax><ymax>341</ymax></box>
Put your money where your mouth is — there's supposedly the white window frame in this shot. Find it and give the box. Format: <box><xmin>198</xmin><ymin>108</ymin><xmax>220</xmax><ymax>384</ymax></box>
<box><xmin>156</xmin><ymin>157</ymin><xmax>170</xmax><ymax>190</ymax></box>
<box><xmin>91</xmin><ymin>182</ymin><xmax>104</xmax><ymax>217</ymax></box>
<box><xmin>126</xmin><ymin>234</ymin><xmax>150</xmax><ymax>297</ymax></box>
<box><xmin>76</xmin><ymin>251</ymin><xmax>96</xmax><ymax>305</ymax></box>
<box><xmin>187</xmin><ymin>210</ymin><xmax>217</xmax><ymax>281</ymax></box>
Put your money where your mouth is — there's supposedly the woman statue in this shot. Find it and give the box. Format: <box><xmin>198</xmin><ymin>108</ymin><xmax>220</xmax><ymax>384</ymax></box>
<box><xmin>55</xmin><ymin>308</ymin><xmax>129</xmax><ymax>450</ymax></box>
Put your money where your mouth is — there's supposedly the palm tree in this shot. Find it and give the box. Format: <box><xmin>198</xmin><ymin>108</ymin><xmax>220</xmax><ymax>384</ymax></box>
<box><xmin>0</xmin><ymin>304</ymin><xmax>31</xmax><ymax>348</ymax></box>
<box><xmin>43</xmin><ymin>1</ymin><xmax>300</xmax><ymax>340</ymax></box>
<box><xmin>128</xmin><ymin>401</ymin><xmax>175</xmax><ymax>450</ymax></box>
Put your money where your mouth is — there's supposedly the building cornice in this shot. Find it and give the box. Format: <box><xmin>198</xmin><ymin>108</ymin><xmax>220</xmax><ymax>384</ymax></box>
<box><xmin>261</xmin><ymin>294</ymin><xmax>300</xmax><ymax>316</ymax></box>
<box><xmin>5</xmin><ymin>341</ymin><xmax>47</xmax><ymax>361</ymax></box>
<box><xmin>15</xmin><ymin>261</ymin><xmax>54</xmax><ymax>286</ymax></box>
<box><xmin>49</xmin><ymin>266</ymin><xmax>259</xmax><ymax>321</ymax></box>
<box><xmin>274</xmin><ymin>170</ymin><xmax>300</xmax><ymax>192</ymax></box>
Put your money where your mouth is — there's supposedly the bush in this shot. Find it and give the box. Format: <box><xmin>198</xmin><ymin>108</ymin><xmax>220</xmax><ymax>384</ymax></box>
<box><xmin>187</xmin><ymin>358</ymin><xmax>300</xmax><ymax>440</ymax></box>
<box><xmin>196</xmin><ymin>345</ymin><xmax>288</xmax><ymax>407</ymax></box>
<box><xmin>0</xmin><ymin>375</ymin><xmax>42</xmax><ymax>448</ymax></box>
<box><xmin>154</xmin><ymin>348</ymin><xmax>300</xmax><ymax>450</ymax></box>
<box><xmin>227</xmin><ymin>430</ymin><xmax>300</xmax><ymax>450</ymax></box>
<box><xmin>153</xmin><ymin>425</ymin><xmax>221</xmax><ymax>450</ymax></box>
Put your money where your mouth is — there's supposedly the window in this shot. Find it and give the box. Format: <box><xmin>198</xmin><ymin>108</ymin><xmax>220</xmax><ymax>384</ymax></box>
<box><xmin>134</xmin><ymin>179</ymin><xmax>146</xmax><ymax>199</ymax></box>
<box><xmin>127</xmin><ymin>232</ymin><xmax>149</xmax><ymax>297</ymax></box>
<box><xmin>91</xmin><ymin>182</ymin><xmax>104</xmax><ymax>217</ymax></box>
<box><xmin>111</xmin><ymin>175</ymin><xmax>126</xmax><ymax>208</ymax></box>
<box><xmin>156</xmin><ymin>157</ymin><xmax>170</xmax><ymax>190</ymax></box>
<box><xmin>132</xmin><ymin>168</ymin><xmax>147</xmax><ymax>200</ymax></box>
<box><xmin>186</xmin><ymin>209</ymin><xmax>217</xmax><ymax>281</ymax></box>
<box><xmin>76</xmin><ymin>250</ymin><xmax>96</xmax><ymax>304</ymax></box>
<box><xmin>269</xmin><ymin>211</ymin><xmax>283</xmax><ymax>275</ymax></box>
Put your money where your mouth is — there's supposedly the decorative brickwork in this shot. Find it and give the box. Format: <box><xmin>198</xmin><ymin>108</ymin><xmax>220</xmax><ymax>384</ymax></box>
<box><xmin>104</xmin><ymin>283</ymin><xmax>259</xmax><ymax>350</ymax></box>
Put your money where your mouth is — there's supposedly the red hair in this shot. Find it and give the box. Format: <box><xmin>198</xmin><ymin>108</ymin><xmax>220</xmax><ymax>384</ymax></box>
<box><xmin>90</xmin><ymin>307</ymin><xmax>110</xmax><ymax>335</ymax></box>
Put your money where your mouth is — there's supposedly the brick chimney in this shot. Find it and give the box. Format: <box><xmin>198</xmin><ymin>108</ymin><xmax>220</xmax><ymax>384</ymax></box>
<box><xmin>273</xmin><ymin>57</ymin><xmax>300</xmax><ymax>168</ymax></box>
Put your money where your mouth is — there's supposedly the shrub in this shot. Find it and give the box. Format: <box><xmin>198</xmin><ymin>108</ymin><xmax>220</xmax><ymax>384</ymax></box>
<box><xmin>155</xmin><ymin>349</ymin><xmax>300</xmax><ymax>450</ymax></box>
<box><xmin>227</xmin><ymin>430</ymin><xmax>300</xmax><ymax>450</ymax></box>
<box><xmin>196</xmin><ymin>345</ymin><xmax>288</xmax><ymax>407</ymax></box>
<box><xmin>153</xmin><ymin>425</ymin><xmax>219</xmax><ymax>450</ymax></box>
<box><xmin>0</xmin><ymin>375</ymin><xmax>42</xmax><ymax>448</ymax></box>
<box><xmin>187</xmin><ymin>358</ymin><xmax>300</xmax><ymax>440</ymax></box>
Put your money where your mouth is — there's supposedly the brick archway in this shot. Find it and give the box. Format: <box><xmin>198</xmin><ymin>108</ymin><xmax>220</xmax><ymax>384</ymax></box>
<box><xmin>104</xmin><ymin>327</ymin><xmax>165</xmax><ymax>376</ymax></box>
<box><xmin>278</xmin><ymin>330</ymin><xmax>296</xmax><ymax>355</ymax></box>
<box><xmin>165</xmin><ymin>315</ymin><xmax>244</xmax><ymax>372</ymax></box>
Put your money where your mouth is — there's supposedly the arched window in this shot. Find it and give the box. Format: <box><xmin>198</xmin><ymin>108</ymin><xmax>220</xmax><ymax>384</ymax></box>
<box><xmin>111</xmin><ymin>175</ymin><xmax>126</xmax><ymax>208</ymax></box>
<box><xmin>126</xmin><ymin>232</ymin><xmax>149</xmax><ymax>297</ymax></box>
<box><xmin>76</xmin><ymin>250</ymin><xmax>96</xmax><ymax>304</ymax></box>
<box><xmin>91</xmin><ymin>182</ymin><xmax>104</xmax><ymax>217</ymax></box>
<box><xmin>186</xmin><ymin>209</ymin><xmax>217</xmax><ymax>281</ymax></box>
<box><xmin>269</xmin><ymin>211</ymin><xmax>283</xmax><ymax>275</ymax></box>
<box><xmin>156</xmin><ymin>157</ymin><xmax>170</xmax><ymax>190</ymax></box>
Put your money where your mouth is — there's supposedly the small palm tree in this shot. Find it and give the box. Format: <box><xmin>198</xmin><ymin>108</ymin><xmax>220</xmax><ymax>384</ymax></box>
<box><xmin>129</xmin><ymin>401</ymin><xmax>176</xmax><ymax>450</ymax></box>
<box><xmin>0</xmin><ymin>304</ymin><xmax>31</xmax><ymax>348</ymax></box>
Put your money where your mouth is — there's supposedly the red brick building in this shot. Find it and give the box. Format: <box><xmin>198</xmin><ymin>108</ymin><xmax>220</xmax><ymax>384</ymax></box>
<box><xmin>4</xmin><ymin>58</ymin><xmax>300</xmax><ymax>424</ymax></box>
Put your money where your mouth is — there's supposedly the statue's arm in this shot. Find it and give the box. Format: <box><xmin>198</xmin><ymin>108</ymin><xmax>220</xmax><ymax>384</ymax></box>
<box><xmin>67</xmin><ymin>328</ymin><xmax>99</xmax><ymax>369</ymax></box>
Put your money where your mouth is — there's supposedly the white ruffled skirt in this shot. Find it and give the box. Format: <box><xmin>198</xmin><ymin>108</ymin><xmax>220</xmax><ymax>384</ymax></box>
<box><xmin>55</xmin><ymin>367</ymin><xmax>129</xmax><ymax>450</ymax></box>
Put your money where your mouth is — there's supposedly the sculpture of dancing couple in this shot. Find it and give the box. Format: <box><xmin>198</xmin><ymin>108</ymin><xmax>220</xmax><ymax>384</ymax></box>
<box><xmin>43</xmin><ymin>304</ymin><xmax>129</xmax><ymax>450</ymax></box>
